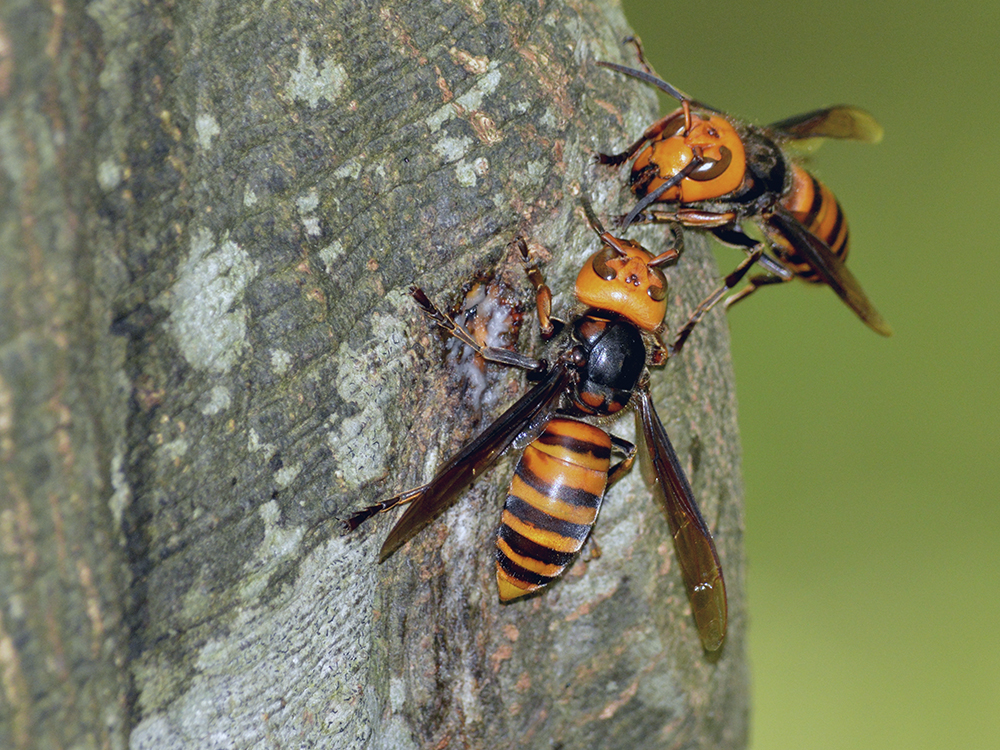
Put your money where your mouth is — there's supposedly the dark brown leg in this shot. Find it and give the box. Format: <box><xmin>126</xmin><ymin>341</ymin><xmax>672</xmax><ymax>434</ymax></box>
<box><xmin>669</xmin><ymin>246</ymin><xmax>763</xmax><ymax>356</ymax></box>
<box><xmin>607</xmin><ymin>434</ymin><xmax>638</xmax><ymax>487</ymax></box>
<box><xmin>724</xmin><ymin>273</ymin><xmax>790</xmax><ymax>309</ymax></box>
<box><xmin>345</xmin><ymin>485</ymin><xmax>426</xmax><ymax>530</ymax></box>
<box><xmin>628</xmin><ymin>210</ymin><xmax>795</xmax><ymax>280</ymax></box>
<box><xmin>628</xmin><ymin>207</ymin><xmax>739</xmax><ymax>228</ymax></box>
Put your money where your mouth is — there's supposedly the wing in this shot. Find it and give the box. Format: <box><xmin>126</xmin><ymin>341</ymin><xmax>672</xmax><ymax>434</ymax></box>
<box><xmin>378</xmin><ymin>363</ymin><xmax>573</xmax><ymax>561</ymax></box>
<box><xmin>767</xmin><ymin>205</ymin><xmax>893</xmax><ymax>336</ymax></box>
<box><xmin>635</xmin><ymin>386</ymin><xmax>727</xmax><ymax>651</ymax></box>
<box><xmin>767</xmin><ymin>105</ymin><xmax>883</xmax><ymax>143</ymax></box>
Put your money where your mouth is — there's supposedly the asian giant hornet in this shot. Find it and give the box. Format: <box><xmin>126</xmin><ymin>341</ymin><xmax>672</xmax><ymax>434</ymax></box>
<box><xmin>346</xmin><ymin>199</ymin><xmax>753</xmax><ymax>651</ymax></box>
<box><xmin>596</xmin><ymin>48</ymin><xmax>891</xmax><ymax>337</ymax></box>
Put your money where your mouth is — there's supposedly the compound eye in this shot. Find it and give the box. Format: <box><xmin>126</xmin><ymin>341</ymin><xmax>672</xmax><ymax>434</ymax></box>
<box><xmin>665</xmin><ymin>113</ymin><xmax>688</xmax><ymax>139</ymax></box>
<box><xmin>647</xmin><ymin>269</ymin><xmax>668</xmax><ymax>301</ymax></box>
<box><xmin>689</xmin><ymin>146</ymin><xmax>733</xmax><ymax>182</ymax></box>
<box><xmin>591</xmin><ymin>246</ymin><xmax>620</xmax><ymax>281</ymax></box>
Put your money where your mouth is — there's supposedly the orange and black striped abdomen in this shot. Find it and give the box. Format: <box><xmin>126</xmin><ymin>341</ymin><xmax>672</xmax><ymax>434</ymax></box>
<box><xmin>495</xmin><ymin>418</ymin><xmax>612</xmax><ymax>601</ymax></box>
<box><xmin>777</xmin><ymin>164</ymin><xmax>850</xmax><ymax>282</ymax></box>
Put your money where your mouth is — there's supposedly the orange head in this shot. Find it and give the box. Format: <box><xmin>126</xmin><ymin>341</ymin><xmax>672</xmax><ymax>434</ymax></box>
<box><xmin>575</xmin><ymin>232</ymin><xmax>668</xmax><ymax>333</ymax></box>
<box><xmin>631</xmin><ymin>109</ymin><xmax>747</xmax><ymax>203</ymax></box>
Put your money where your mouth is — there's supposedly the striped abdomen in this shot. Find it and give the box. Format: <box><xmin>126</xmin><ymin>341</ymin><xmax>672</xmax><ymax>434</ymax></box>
<box><xmin>495</xmin><ymin>418</ymin><xmax>611</xmax><ymax>601</ymax></box>
<box><xmin>777</xmin><ymin>164</ymin><xmax>850</xmax><ymax>282</ymax></box>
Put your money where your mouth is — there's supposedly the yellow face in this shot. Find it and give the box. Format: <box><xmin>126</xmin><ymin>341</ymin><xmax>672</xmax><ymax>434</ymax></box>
<box><xmin>632</xmin><ymin>110</ymin><xmax>747</xmax><ymax>202</ymax></box>
<box><xmin>574</xmin><ymin>236</ymin><xmax>668</xmax><ymax>333</ymax></box>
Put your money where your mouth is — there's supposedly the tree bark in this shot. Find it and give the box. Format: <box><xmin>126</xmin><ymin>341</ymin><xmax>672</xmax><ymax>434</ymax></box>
<box><xmin>0</xmin><ymin>1</ymin><xmax>748</xmax><ymax>748</ymax></box>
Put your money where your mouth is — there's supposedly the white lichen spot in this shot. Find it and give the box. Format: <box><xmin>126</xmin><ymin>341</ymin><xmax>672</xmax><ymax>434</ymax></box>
<box><xmin>571</xmin><ymin>29</ymin><xmax>595</xmax><ymax>65</ymax></box>
<box><xmin>540</xmin><ymin>107</ymin><xmax>559</xmax><ymax>130</ymax></box>
<box><xmin>433</xmin><ymin>135</ymin><xmax>473</xmax><ymax>163</ymax></box>
<box><xmin>454</xmin><ymin>160</ymin><xmax>477</xmax><ymax>186</ymax></box>
<box><xmin>109</xmin><ymin>449</ymin><xmax>130</xmax><ymax>528</ymax></box>
<box><xmin>248</xmin><ymin>428</ymin><xmax>276</xmax><ymax>460</ymax></box>
<box><xmin>297</xmin><ymin>189</ymin><xmax>319</xmax><ymax>214</ymax></box>
<box><xmin>303</xmin><ymin>216</ymin><xmax>321</xmax><ymax>236</ymax></box>
<box><xmin>425</xmin><ymin>104</ymin><xmax>454</xmax><ymax>134</ymax></box>
<box><xmin>425</xmin><ymin>61</ymin><xmax>502</xmax><ymax>133</ymax></box>
<box><xmin>195</xmin><ymin>113</ymin><xmax>221</xmax><ymax>149</ymax></box>
<box><xmin>472</xmin><ymin>157</ymin><xmax>489</xmax><ymax>177</ymax></box>
<box><xmin>97</xmin><ymin>159</ymin><xmax>122</xmax><ymax>190</ymax></box>
<box><xmin>509</xmin><ymin>158</ymin><xmax>550</xmax><ymax>191</ymax></box>
<box><xmin>289</xmin><ymin>47</ymin><xmax>347</xmax><ymax>108</ymax></box>
<box><xmin>274</xmin><ymin>462</ymin><xmax>301</xmax><ymax>490</ymax></box>
<box><xmin>270</xmin><ymin>349</ymin><xmax>292</xmax><ymax>375</ymax></box>
<box><xmin>527</xmin><ymin>159</ymin><xmax>549</xmax><ymax>181</ymax></box>
<box><xmin>374</xmin><ymin>719</ymin><xmax>421</xmax><ymax>750</ymax></box>
<box><xmin>7</xmin><ymin>593</ymin><xmax>24</xmax><ymax>620</ymax></box>
<box><xmin>231</xmin><ymin>498</ymin><xmax>306</xmax><ymax>601</ymax></box>
<box><xmin>455</xmin><ymin>63</ymin><xmax>501</xmax><ymax>111</ymax></box>
<box><xmin>438</xmin><ymin>498</ymin><xmax>478</xmax><ymax>566</ymax></box>
<box><xmin>243</xmin><ymin>188</ymin><xmax>258</xmax><ymax>207</ymax></box>
<box><xmin>459</xmin><ymin>669</ymin><xmax>483</xmax><ymax>726</ymax></box>
<box><xmin>329</xmin><ymin>410</ymin><xmax>388</xmax><ymax>487</ymax></box>
<box><xmin>296</xmin><ymin>189</ymin><xmax>323</xmax><ymax>237</ymax></box>
<box><xmin>257</xmin><ymin>500</ymin><xmax>304</xmax><ymax>562</ymax></box>
<box><xmin>161</xmin><ymin>437</ymin><xmax>189</xmax><ymax>462</ymax></box>
<box><xmin>389</xmin><ymin>677</ymin><xmax>407</xmax><ymax>712</ymax></box>
<box><xmin>201</xmin><ymin>385</ymin><xmax>232</xmax><ymax>415</ymax></box>
<box><xmin>328</xmin><ymin>305</ymin><xmax>410</xmax><ymax>486</ymax></box>
<box><xmin>333</xmin><ymin>159</ymin><xmax>362</xmax><ymax>180</ymax></box>
<box><xmin>319</xmin><ymin>240</ymin><xmax>346</xmax><ymax>274</ymax></box>
<box><xmin>168</xmin><ymin>228</ymin><xmax>259</xmax><ymax>374</ymax></box>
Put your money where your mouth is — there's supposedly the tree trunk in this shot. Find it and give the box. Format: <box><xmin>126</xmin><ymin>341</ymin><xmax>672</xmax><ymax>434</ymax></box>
<box><xmin>0</xmin><ymin>1</ymin><xmax>748</xmax><ymax>748</ymax></box>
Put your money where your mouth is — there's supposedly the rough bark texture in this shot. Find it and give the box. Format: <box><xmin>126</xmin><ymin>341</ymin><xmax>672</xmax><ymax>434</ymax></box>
<box><xmin>0</xmin><ymin>1</ymin><xmax>748</xmax><ymax>748</ymax></box>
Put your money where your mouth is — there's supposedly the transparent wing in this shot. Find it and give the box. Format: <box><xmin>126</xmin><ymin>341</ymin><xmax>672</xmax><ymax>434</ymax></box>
<box><xmin>768</xmin><ymin>105</ymin><xmax>883</xmax><ymax>143</ymax></box>
<box><xmin>766</xmin><ymin>205</ymin><xmax>892</xmax><ymax>336</ymax></box>
<box><xmin>635</xmin><ymin>387</ymin><xmax>727</xmax><ymax>651</ymax></box>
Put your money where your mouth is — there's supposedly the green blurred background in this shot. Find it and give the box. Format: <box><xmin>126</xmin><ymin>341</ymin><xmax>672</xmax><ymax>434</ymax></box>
<box><xmin>618</xmin><ymin>1</ymin><xmax>1000</xmax><ymax>748</ymax></box>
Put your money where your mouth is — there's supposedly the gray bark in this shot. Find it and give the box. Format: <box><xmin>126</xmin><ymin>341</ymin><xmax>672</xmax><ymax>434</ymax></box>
<box><xmin>0</xmin><ymin>0</ymin><xmax>748</xmax><ymax>748</ymax></box>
